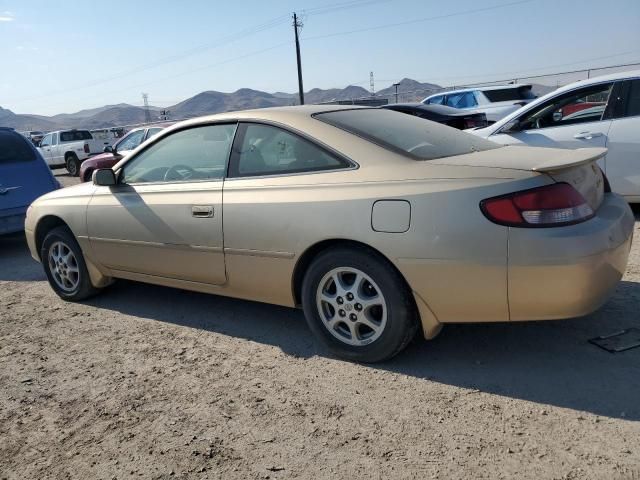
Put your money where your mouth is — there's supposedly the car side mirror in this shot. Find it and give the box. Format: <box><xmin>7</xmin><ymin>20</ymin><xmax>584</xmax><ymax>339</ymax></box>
<box><xmin>103</xmin><ymin>145</ymin><xmax>114</xmax><ymax>153</ymax></box>
<box><xmin>93</xmin><ymin>168</ymin><xmax>117</xmax><ymax>186</ymax></box>
<box><xmin>500</xmin><ymin>119</ymin><xmax>523</xmax><ymax>134</ymax></box>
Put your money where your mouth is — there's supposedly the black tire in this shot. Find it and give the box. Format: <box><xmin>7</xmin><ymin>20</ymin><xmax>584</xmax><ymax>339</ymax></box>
<box><xmin>41</xmin><ymin>226</ymin><xmax>100</xmax><ymax>301</ymax></box>
<box><xmin>66</xmin><ymin>154</ymin><xmax>81</xmax><ymax>177</ymax></box>
<box><xmin>301</xmin><ymin>246</ymin><xmax>418</xmax><ymax>363</ymax></box>
<box><xmin>82</xmin><ymin>168</ymin><xmax>93</xmax><ymax>183</ymax></box>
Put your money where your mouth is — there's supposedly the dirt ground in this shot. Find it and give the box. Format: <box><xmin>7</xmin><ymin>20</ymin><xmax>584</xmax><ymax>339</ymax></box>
<box><xmin>1</xmin><ymin>170</ymin><xmax>639</xmax><ymax>480</ymax></box>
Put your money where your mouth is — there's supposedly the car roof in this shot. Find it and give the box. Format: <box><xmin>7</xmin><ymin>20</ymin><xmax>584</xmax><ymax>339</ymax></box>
<box><xmin>168</xmin><ymin>104</ymin><xmax>366</xmax><ymax>130</ymax></box>
<box><xmin>425</xmin><ymin>84</ymin><xmax>533</xmax><ymax>98</ymax></box>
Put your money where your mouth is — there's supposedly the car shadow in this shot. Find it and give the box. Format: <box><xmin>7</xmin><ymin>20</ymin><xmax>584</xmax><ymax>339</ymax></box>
<box><xmin>2</xmin><ymin>234</ymin><xmax>639</xmax><ymax>420</ymax></box>
<box><xmin>0</xmin><ymin>234</ymin><xmax>46</xmax><ymax>281</ymax></box>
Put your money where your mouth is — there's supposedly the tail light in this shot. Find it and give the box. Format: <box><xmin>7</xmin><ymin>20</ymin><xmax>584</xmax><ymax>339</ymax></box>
<box><xmin>84</xmin><ymin>143</ymin><xmax>90</xmax><ymax>154</ymax></box>
<box><xmin>480</xmin><ymin>183</ymin><xmax>594</xmax><ymax>227</ymax></box>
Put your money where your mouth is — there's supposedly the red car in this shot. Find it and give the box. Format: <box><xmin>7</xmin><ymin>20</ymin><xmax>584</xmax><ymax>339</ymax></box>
<box><xmin>79</xmin><ymin>125</ymin><xmax>169</xmax><ymax>182</ymax></box>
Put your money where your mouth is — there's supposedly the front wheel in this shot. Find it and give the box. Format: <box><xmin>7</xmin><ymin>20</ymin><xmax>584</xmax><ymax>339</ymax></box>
<box><xmin>301</xmin><ymin>247</ymin><xmax>418</xmax><ymax>363</ymax></box>
<box><xmin>66</xmin><ymin>154</ymin><xmax>81</xmax><ymax>177</ymax></box>
<box><xmin>41</xmin><ymin>226</ymin><xmax>100</xmax><ymax>301</ymax></box>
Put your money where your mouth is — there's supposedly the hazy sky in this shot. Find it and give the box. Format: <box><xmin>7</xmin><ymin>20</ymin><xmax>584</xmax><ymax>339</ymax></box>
<box><xmin>1</xmin><ymin>0</ymin><xmax>639</xmax><ymax>115</ymax></box>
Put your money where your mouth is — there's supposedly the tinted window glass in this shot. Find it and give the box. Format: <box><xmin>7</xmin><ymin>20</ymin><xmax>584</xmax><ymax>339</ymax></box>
<box><xmin>60</xmin><ymin>130</ymin><xmax>93</xmax><ymax>142</ymax></box>
<box><xmin>147</xmin><ymin>127</ymin><xmax>164</xmax><ymax>139</ymax></box>
<box><xmin>40</xmin><ymin>134</ymin><xmax>52</xmax><ymax>147</ymax></box>
<box><xmin>425</xmin><ymin>95</ymin><xmax>444</xmax><ymax>105</ymax></box>
<box><xmin>625</xmin><ymin>79</ymin><xmax>640</xmax><ymax>117</ymax></box>
<box><xmin>315</xmin><ymin>108</ymin><xmax>498</xmax><ymax>160</ymax></box>
<box><xmin>116</xmin><ymin>130</ymin><xmax>145</xmax><ymax>152</ymax></box>
<box><xmin>230</xmin><ymin>124</ymin><xmax>346</xmax><ymax>177</ymax></box>
<box><xmin>446</xmin><ymin>92</ymin><xmax>477</xmax><ymax>108</ymax></box>
<box><xmin>517</xmin><ymin>83</ymin><xmax>613</xmax><ymax>130</ymax></box>
<box><xmin>484</xmin><ymin>86</ymin><xmax>536</xmax><ymax>102</ymax></box>
<box><xmin>0</xmin><ymin>130</ymin><xmax>36</xmax><ymax>163</ymax></box>
<box><xmin>122</xmin><ymin>124</ymin><xmax>236</xmax><ymax>184</ymax></box>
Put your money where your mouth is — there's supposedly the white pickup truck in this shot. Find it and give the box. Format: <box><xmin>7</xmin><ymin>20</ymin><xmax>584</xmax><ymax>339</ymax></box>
<box><xmin>38</xmin><ymin>130</ymin><xmax>104</xmax><ymax>176</ymax></box>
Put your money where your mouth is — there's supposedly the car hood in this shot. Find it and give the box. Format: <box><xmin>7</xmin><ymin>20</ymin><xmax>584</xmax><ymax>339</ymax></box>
<box><xmin>32</xmin><ymin>179</ymin><xmax>96</xmax><ymax>206</ymax></box>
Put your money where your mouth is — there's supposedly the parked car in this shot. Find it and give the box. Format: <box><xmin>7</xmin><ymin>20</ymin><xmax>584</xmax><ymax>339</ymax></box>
<box><xmin>422</xmin><ymin>84</ymin><xmax>537</xmax><ymax>123</ymax></box>
<box><xmin>37</xmin><ymin>129</ymin><xmax>104</xmax><ymax>177</ymax></box>
<box><xmin>0</xmin><ymin>128</ymin><xmax>59</xmax><ymax>235</ymax></box>
<box><xmin>79</xmin><ymin>125</ymin><xmax>168</xmax><ymax>182</ymax></box>
<box><xmin>19</xmin><ymin>130</ymin><xmax>45</xmax><ymax>146</ymax></box>
<box><xmin>25</xmin><ymin>106</ymin><xmax>633</xmax><ymax>362</ymax></box>
<box><xmin>470</xmin><ymin>70</ymin><xmax>640</xmax><ymax>202</ymax></box>
<box><xmin>90</xmin><ymin>127</ymin><xmax>126</xmax><ymax>149</ymax></box>
<box><xmin>381</xmin><ymin>103</ymin><xmax>488</xmax><ymax>129</ymax></box>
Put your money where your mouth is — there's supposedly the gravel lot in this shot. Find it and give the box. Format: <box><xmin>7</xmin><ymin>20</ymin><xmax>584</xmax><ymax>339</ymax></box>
<box><xmin>1</xmin><ymin>170</ymin><xmax>639</xmax><ymax>479</ymax></box>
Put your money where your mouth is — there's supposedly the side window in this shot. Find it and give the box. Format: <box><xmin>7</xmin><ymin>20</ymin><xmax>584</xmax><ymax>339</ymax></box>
<box><xmin>51</xmin><ymin>132</ymin><xmax>58</xmax><ymax>146</ymax></box>
<box><xmin>116</xmin><ymin>130</ymin><xmax>145</xmax><ymax>152</ymax></box>
<box><xmin>517</xmin><ymin>82</ymin><xmax>613</xmax><ymax>130</ymax></box>
<box><xmin>122</xmin><ymin>123</ymin><xmax>236</xmax><ymax>184</ymax></box>
<box><xmin>446</xmin><ymin>92</ymin><xmax>477</xmax><ymax>108</ymax></box>
<box><xmin>426</xmin><ymin>95</ymin><xmax>444</xmax><ymax>105</ymax></box>
<box><xmin>624</xmin><ymin>79</ymin><xmax>640</xmax><ymax>117</ymax></box>
<box><xmin>40</xmin><ymin>134</ymin><xmax>52</xmax><ymax>147</ymax></box>
<box><xmin>146</xmin><ymin>127</ymin><xmax>164</xmax><ymax>140</ymax></box>
<box><xmin>229</xmin><ymin>123</ymin><xmax>348</xmax><ymax>177</ymax></box>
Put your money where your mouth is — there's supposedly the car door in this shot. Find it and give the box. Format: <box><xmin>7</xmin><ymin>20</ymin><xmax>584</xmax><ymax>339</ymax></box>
<box><xmin>49</xmin><ymin>132</ymin><xmax>63</xmax><ymax>165</ymax></box>
<box><xmin>38</xmin><ymin>133</ymin><xmax>54</xmax><ymax>165</ymax></box>
<box><xmin>222</xmin><ymin>122</ymin><xmax>354</xmax><ymax>305</ymax></box>
<box><xmin>602</xmin><ymin>78</ymin><xmax>640</xmax><ymax>198</ymax></box>
<box><xmin>488</xmin><ymin>82</ymin><xmax>615</xmax><ymax>155</ymax></box>
<box><xmin>86</xmin><ymin>123</ymin><xmax>237</xmax><ymax>284</ymax></box>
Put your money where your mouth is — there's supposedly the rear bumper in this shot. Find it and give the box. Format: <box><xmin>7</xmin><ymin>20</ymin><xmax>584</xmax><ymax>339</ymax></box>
<box><xmin>0</xmin><ymin>206</ymin><xmax>27</xmax><ymax>235</ymax></box>
<box><xmin>508</xmin><ymin>192</ymin><xmax>634</xmax><ymax>320</ymax></box>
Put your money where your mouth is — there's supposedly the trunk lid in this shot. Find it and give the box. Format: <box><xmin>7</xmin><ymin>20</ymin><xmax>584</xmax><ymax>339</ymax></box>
<box><xmin>430</xmin><ymin>145</ymin><xmax>607</xmax><ymax>211</ymax></box>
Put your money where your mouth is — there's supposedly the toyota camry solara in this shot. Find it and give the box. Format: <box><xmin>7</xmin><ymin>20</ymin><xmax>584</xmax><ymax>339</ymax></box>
<box><xmin>25</xmin><ymin>106</ymin><xmax>634</xmax><ymax>362</ymax></box>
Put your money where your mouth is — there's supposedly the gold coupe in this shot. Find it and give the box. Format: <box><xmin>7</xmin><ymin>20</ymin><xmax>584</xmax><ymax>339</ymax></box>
<box><xmin>25</xmin><ymin>106</ymin><xmax>634</xmax><ymax>362</ymax></box>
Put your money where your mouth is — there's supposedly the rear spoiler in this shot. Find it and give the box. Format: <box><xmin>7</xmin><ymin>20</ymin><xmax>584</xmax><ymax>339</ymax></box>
<box><xmin>530</xmin><ymin>147</ymin><xmax>607</xmax><ymax>173</ymax></box>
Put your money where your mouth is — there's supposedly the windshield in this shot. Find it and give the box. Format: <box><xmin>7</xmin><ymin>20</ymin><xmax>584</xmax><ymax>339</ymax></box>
<box><xmin>314</xmin><ymin>108</ymin><xmax>499</xmax><ymax>160</ymax></box>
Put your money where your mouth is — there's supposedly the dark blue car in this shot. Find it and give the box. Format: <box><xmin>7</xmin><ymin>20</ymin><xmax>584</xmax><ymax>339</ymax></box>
<box><xmin>0</xmin><ymin>127</ymin><xmax>59</xmax><ymax>235</ymax></box>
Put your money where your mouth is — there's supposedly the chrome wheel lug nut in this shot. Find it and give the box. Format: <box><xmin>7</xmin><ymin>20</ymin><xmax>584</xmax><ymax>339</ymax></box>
<box><xmin>336</xmin><ymin>296</ymin><xmax>344</xmax><ymax>305</ymax></box>
<box><xmin>346</xmin><ymin>293</ymin><xmax>354</xmax><ymax>301</ymax></box>
<box><xmin>339</xmin><ymin>309</ymin><xmax>346</xmax><ymax>317</ymax></box>
<box><xmin>354</xmin><ymin>303</ymin><xmax>362</xmax><ymax>311</ymax></box>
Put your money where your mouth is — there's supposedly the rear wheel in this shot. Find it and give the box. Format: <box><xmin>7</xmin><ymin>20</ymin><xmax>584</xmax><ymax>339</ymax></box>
<box><xmin>301</xmin><ymin>247</ymin><xmax>418</xmax><ymax>362</ymax></box>
<box><xmin>82</xmin><ymin>168</ymin><xmax>94</xmax><ymax>183</ymax></box>
<box><xmin>41</xmin><ymin>226</ymin><xmax>100</xmax><ymax>301</ymax></box>
<box><xmin>66</xmin><ymin>154</ymin><xmax>80</xmax><ymax>177</ymax></box>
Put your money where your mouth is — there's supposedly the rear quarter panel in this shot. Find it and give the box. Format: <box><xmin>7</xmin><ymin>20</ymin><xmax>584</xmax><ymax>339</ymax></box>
<box><xmin>222</xmin><ymin>169</ymin><xmax>549</xmax><ymax>323</ymax></box>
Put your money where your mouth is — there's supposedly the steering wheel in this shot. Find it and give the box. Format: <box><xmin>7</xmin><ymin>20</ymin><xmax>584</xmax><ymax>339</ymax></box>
<box><xmin>164</xmin><ymin>164</ymin><xmax>196</xmax><ymax>181</ymax></box>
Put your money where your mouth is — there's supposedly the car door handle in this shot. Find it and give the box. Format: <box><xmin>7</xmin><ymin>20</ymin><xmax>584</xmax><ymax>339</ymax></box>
<box><xmin>192</xmin><ymin>205</ymin><xmax>214</xmax><ymax>218</ymax></box>
<box><xmin>574</xmin><ymin>131</ymin><xmax>603</xmax><ymax>140</ymax></box>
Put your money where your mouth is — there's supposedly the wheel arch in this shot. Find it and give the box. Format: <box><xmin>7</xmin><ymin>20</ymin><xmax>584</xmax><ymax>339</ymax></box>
<box><xmin>292</xmin><ymin>238</ymin><xmax>406</xmax><ymax>306</ymax></box>
<box><xmin>291</xmin><ymin>238</ymin><xmax>442</xmax><ymax>340</ymax></box>
<box><xmin>34</xmin><ymin>215</ymin><xmax>70</xmax><ymax>259</ymax></box>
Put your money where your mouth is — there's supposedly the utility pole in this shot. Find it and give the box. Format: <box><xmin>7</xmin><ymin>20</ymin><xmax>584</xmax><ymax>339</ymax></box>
<box><xmin>293</xmin><ymin>13</ymin><xmax>304</xmax><ymax>105</ymax></box>
<box><xmin>393</xmin><ymin>82</ymin><xmax>400</xmax><ymax>103</ymax></box>
<box><xmin>369</xmin><ymin>71</ymin><xmax>375</xmax><ymax>96</ymax></box>
<box><xmin>141</xmin><ymin>93</ymin><xmax>152</xmax><ymax>123</ymax></box>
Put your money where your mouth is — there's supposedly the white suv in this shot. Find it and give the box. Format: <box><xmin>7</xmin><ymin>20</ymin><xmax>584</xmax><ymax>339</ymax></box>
<box><xmin>422</xmin><ymin>85</ymin><xmax>536</xmax><ymax>123</ymax></box>
<box><xmin>471</xmin><ymin>70</ymin><xmax>640</xmax><ymax>202</ymax></box>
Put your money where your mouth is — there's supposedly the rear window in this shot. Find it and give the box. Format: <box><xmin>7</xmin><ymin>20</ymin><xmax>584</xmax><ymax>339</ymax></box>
<box><xmin>0</xmin><ymin>130</ymin><xmax>37</xmax><ymax>164</ymax></box>
<box><xmin>483</xmin><ymin>86</ymin><xmax>536</xmax><ymax>102</ymax></box>
<box><xmin>60</xmin><ymin>130</ymin><xmax>93</xmax><ymax>142</ymax></box>
<box><xmin>314</xmin><ymin>108</ymin><xmax>499</xmax><ymax>160</ymax></box>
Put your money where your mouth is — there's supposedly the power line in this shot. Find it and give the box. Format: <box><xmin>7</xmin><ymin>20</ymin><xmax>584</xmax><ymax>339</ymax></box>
<box><xmin>302</xmin><ymin>0</ymin><xmax>536</xmax><ymax>42</ymax></box>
